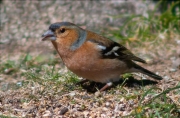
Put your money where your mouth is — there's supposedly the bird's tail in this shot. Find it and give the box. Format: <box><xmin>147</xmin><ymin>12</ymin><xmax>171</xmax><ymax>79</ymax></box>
<box><xmin>132</xmin><ymin>63</ymin><xmax>163</xmax><ymax>80</ymax></box>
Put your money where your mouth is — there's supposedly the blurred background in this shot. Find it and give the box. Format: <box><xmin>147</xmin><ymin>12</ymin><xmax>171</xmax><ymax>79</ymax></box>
<box><xmin>1</xmin><ymin>0</ymin><xmax>155</xmax><ymax>57</ymax></box>
<box><xmin>1</xmin><ymin>0</ymin><xmax>179</xmax><ymax>58</ymax></box>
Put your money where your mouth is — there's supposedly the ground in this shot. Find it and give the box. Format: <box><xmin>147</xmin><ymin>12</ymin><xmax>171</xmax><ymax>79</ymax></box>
<box><xmin>0</xmin><ymin>1</ymin><xmax>180</xmax><ymax>117</ymax></box>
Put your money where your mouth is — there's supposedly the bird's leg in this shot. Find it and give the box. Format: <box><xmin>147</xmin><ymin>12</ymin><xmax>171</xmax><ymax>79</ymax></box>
<box><xmin>76</xmin><ymin>78</ymin><xmax>89</xmax><ymax>85</ymax></box>
<box><xmin>99</xmin><ymin>82</ymin><xmax>113</xmax><ymax>92</ymax></box>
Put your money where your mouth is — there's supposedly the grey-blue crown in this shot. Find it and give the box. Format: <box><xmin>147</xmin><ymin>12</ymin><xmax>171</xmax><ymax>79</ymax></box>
<box><xmin>49</xmin><ymin>22</ymin><xmax>75</xmax><ymax>31</ymax></box>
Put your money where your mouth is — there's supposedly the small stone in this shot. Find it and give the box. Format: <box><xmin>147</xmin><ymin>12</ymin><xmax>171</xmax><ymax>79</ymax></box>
<box><xmin>43</xmin><ymin>110</ymin><xmax>51</xmax><ymax>117</ymax></box>
<box><xmin>142</xmin><ymin>77</ymin><xmax>147</xmax><ymax>80</ymax></box>
<box><xmin>69</xmin><ymin>91</ymin><xmax>76</xmax><ymax>97</ymax></box>
<box><xmin>83</xmin><ymin>111</ymin><xmax>89</xmax><ymax>117</ymax></box>
<box><xmin>119</xmin><ymin>104</ymin><xmax>125</xmax><ymax>111</ymax></box>
<box><xmin>164</xmin><ymin>76</ymin><xmax>170</xmax><ymax>82</ymax></box>
<box><xmin>16</xmin><ymin>82</ymin><xmax>22</xmax><ymax>87</ymax></box>
<box><xmin>102</xmin><ymin>107</ymin><xmax>108</xmax><ymax>111</ymax></box>
<box><xmin>122</xmin><ymin>111</ymin><xmax>129</xmax><ymax>116</ymax></box>
<box><xmin>101</xmin><ymin>114</ymin><xmax>106</xmax><ymax>117</ymax></box>
<box><xmin>105</xmin><ymin>102</ymin><xmax>110</xmax><ymax>107</ymax></box>
<box><xmin>169</xmin><ymin>68</ymin><xmax>177</xmax><ymax>72</ymax></box>
<box><xmin>114</xmin><ymin>104</ymin><xmax>119</xmax><ymax>112</ymax></box>
<box><xmin>120</xmin><ymin>97</ymin><xmax>125</xmax><ymax>102</ymax></box>
<box><xmin>60</xmin><ymin>107</ymin><xmax>68</xmax><ymax>115</ymax></box>
<box><xmin>176</xmin><ymin>39</ymin><xmax>180</xmax><ymax>44</ymax></box>
<box><xmin>95</xmin><ymin>91</ymin><xmax>101</xmax><ymax>97</ymax></box>
<box><xmin>129</xmin><ymin>100</ymin><xmax>134</xmax><ymax>107</ymax></box>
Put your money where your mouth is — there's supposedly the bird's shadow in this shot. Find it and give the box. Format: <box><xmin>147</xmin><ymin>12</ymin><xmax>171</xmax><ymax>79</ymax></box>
<box><xmin>77</xmin><ymin>77</ymin><xmax>158</xmax><ymax>93</ymax></box>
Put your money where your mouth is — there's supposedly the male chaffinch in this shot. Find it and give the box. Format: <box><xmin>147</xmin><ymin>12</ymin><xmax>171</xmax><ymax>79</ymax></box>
<box><xmin>42</xmin><ymin>22</ymin><xmax>163</xmax><ymax>91</ymax></box>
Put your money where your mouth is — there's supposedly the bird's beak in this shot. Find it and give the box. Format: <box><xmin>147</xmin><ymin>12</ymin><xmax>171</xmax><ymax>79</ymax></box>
<box><xmin>41</xmin><ymin>30</ymin><xmax>56</xmax><ymax>41</ymax></box>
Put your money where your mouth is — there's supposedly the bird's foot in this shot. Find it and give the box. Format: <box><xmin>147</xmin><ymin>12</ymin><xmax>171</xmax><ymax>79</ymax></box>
<box><xmin>99</xmin><ymin>82</ymin><xmax>113</xmax><ymax>92</ymax></box>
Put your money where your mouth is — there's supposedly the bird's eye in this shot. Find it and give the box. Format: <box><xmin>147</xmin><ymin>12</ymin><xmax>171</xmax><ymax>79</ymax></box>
<box><xmin>59</xmin><ymin>28</ymin><xmax>65</xmax><ymax>33</ymax></box>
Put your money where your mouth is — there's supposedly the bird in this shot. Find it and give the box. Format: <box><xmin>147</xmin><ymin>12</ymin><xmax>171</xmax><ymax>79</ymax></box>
<box><xmin>41</xmin><ymin>22</ymin><xmax>163</xmax><ymax>91</ymax></box>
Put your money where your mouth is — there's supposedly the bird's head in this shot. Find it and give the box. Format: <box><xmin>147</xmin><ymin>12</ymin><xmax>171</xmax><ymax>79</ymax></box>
<box><xmin>42</xmin><ymin>22</ymin><xmax>74</xmax><ymax>41</ymax></box>
<box><xmin>42</xmin><ymin>22</ymin><xmax>87</xmax><ymax>50</ymax></box>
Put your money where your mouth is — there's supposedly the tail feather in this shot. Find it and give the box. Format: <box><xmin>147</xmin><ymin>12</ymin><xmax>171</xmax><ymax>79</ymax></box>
<box><xmin>133</xmin><ymin>63</ymin><xmax>163</xmax><ymax>80</ymax></box>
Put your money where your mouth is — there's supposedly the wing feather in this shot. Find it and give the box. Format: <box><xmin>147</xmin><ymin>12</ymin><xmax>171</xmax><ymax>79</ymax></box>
<box><xmin>88</xmin><ymin>39</ymin><xmax>146</xmax><ymax>64</ymax></box>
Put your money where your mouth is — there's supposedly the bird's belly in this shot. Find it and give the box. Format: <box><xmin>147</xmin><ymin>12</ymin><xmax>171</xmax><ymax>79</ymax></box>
<box><xmin>67</xmin><ymin>59</ymin><xmax>128</xmax><ymax>83</ymax></box>
<box><xmin>72</xmin><ymin>69</ymin><xmax>121</xmax><ymax>83</ymax></box>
